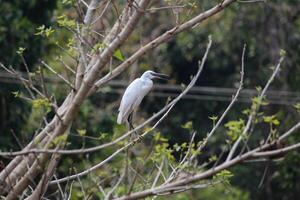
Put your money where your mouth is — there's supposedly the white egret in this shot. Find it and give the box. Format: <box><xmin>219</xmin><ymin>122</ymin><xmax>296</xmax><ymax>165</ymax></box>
<box><xmin>117</xmin><ymin>70</ymin><xmax>169</xmax><ymax>130</ymax></box>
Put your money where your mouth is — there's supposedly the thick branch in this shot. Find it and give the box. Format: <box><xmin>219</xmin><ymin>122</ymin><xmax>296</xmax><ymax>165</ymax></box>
<box><xmin>50</xmin><ymin>36</ymin><xmax>211</xmax><ymax>185</ymax></box>
<box><xmin>114</xmin><ymin>121</ymin><xmax>300</xmax><ymax>200</ymax></box>
<box><xmin>92</xmin><ymin>0</ymin><xmax>236</xmax><ymax>93</ymax></box>
<box><xmin>226</xmin><ymin>55</ymin><xmax>285</xmax><ymax>161</ymax></box>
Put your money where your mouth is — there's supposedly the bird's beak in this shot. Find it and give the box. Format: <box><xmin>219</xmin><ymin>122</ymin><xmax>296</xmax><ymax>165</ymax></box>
<box><xmin>153</xmin><ymin>72</ymin><xmax>169</xmax><ymax>80</ymax></box>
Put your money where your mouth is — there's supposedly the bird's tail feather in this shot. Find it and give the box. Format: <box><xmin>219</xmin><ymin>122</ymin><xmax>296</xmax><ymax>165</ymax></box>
<box><xmin>117</xmin><ymin>112</ymin><xmax>123</xmax><ymax>124</ymax></box>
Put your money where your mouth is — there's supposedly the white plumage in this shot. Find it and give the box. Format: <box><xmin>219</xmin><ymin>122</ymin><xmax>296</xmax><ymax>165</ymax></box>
<box><xmin>117</xmin><ymin>70</ymin><xmax>168</xmax><ymax>125</ymax></box>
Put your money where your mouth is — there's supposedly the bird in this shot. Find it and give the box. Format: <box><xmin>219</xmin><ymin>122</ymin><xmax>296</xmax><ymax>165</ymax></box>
<box><xmin>117</xmin><ymin>70</ymin><xmax>169</xmax><ymax>130</ymax></box>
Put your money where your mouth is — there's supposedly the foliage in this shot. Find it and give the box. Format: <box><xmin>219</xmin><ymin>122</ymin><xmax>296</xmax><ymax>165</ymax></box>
<box><xmin>31</xmin><ymin>98</ymin><xmax>51</xmax><ymax>113</ymax></box>
<box><xmin>197</xmin><ymin>184</ymin><xmax>250</xmax><ymax>200</ymax></box>
<box><xmin>225</xmin><ymin>119</ymin><xmax>245</xmax><ymax>142</ymax></box>
<box><xmin>213</xmin><ymin>170</ymin><xmax>234</xmax><ymax>185</ymax></box>
<box><xmin>1</xmin><ymin>0</ymin><xmax>300</xmax><ymax>199</ymax></box>
<box><xmin>0</xmin><ymin>0</ymin><xmax>57</xmax><ymax>150</ymax></box>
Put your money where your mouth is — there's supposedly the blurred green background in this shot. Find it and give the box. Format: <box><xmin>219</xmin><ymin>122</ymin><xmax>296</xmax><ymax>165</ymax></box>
<box><xmin>0</xmin><ymin>0</ymin><xmax>300</xmax><ymax>199</ymax></box>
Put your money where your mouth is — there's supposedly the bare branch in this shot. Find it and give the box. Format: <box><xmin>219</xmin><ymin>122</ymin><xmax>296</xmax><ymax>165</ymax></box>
<box><xmin>41</xmin><ymin>61</ymin><xmax>75</xmax><ymax>90</ymax></box>
<box><xmin>253</xmin><ymin>141</ymin><xmax>300</xmax><ymax>158</ymax></box>
<box><xmin>92</xmin><ymin>0</ymin><xmax>237</xmax><ymax>93</ymax></box>
<box><xmin>84</xmin><ymin>0</ymin><xmax>102</xmax><ymax>25</ymax></box>
<box><xmin>105</xmin><ymin>169</ymin><xmax>126</xmax><ymax>200</ymax></box>
<box><xmin>49</xmin><ymin>36</ymin><xmax>212</xmax><ymax>185</ymax></box>
<box><xmin>151</xmin><ymin>157</ymin><xmax>166</xmax><ymax>189</ymax></box>
<box><xmin>113</xmin><ymin>120</ymin><xmax>300</xmax><ymax>200</ymax></box>
<box><xmin>226</xmin><ymin>55</ymin><xmax>285</xmax><ymax>161</ymax></box>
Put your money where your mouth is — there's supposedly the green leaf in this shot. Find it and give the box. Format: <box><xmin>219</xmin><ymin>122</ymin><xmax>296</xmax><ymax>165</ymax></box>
<box><xmin>255</xmin><ymin>86</ymin><xmax>262</xmax><ymax>92</ymax></box>
<box><xmin>294</xmin><ymin>103</ymin><xmax>300</xmax><ymax>114</ymax></box>
<box><xmin>225</xmin><ymin>119</ymin><xmax>245</xmax><ymax>142</ymax></box>
<box><xmin>53</xmin><ymin>134</ymin><xmax>68</xmax><ymax>145</ymax></box>
<box><xmin>181</xmin><ymin>142</ymin><xmax>187</xmax><ymax>149</ymax></box>
<box><xmin>98</xmin><ymin>133</ymin><xmax>108</xmax><ymax>140</ymax></box>
<box><xmin>242</xmin><ymin>109</ymin><xmax>250</xmax><ymax>115</ymax></box>
<box><xmin>154</xmin><ymin>132</ymin><xmax>168</xmax><ymax>142</ymax></box>
<box><xmin>35</xmin><ymin>25</ymin><xmax>45</xmax><ymax>35</ymax></box>
<box><xmin>181</xmin><ymin>121</ymin><xmax>193</xmax><ymax>131</ymax></box>
<box><xmin>209</xmin><ymin>155</ymin><xmax>217</xmax><ymax>162</ymax></box>
<box><xmin>213</xmin><ymin>169</ymin><xmax>234</xmax><ymax>185</ymax></box>
<box><xmin>16</xmin><ymin>47</ymin><xmax>26</xmax><ymax>55</ymax></box>
<box><xmin>279</xmin><ymin>49</ymin><xmax>286</xmax><ymax>57</ymax></box>
<box><xmin>113</xmin><ymin>49</ymin><xmax>125</xmax><ymax>61</ymax></box>
<box><xmin>32</xmin><ymin>98</ymin><xmax>51</xmax><ymax>113</ymax></box>
<box><xmin>263</xmin><ymin>116</ymin><xmax>273</xmax><ymax>123</ymax></box>
<box><xmin>57</xmin><ymin>15</ymin><xmax>76</xmax><ymax>29</ymax></box>
<box><xmin>45</xmin><ymin>27</ymin><xmax>55</xmax><ymax>37</ymax></box>
<box><xmin>12</xmin><ymin>91</ymin><xmax>20</xmax><ymax>98</ymax></box>
<box><xmin>35</xmin><ymin>25</ymin><xmax>55</xmax><ymax>37</ymax></box>
<box><xmin>187</xmin><ymin>1</ymin><xmax>197</xmax><ymax>9</ymax></box>
<box><xmin>272</xmin><ymin>119</ymin><xmax>280</xmax><ymax>125</ymax></box>
<box><xmin>173</xmin><ymin>143</ymin><xmax>181</xmax><ymax>151</ymax></box>
<box><xmin>263</xmin><ymin>115</ymin><xmax>280</xmax><ymax>126</ymax></box>
<box><xmin>62</xmin><ymin>0</ymin><xmax>75</xmax><ymax>5</ymax></box>
<box><xmin>209</xmin><ymin>116</ymin><xmax>218</xmax><ymax>121</ymax></box>
<box><xmin>77</xmin><ymin>129</ymin><xmax>86</xmax><ymax>136</ymax></box>
<box><xmin>92</xmin><ymin>42</ymin><xmax>107</xmax><ymax>53</ymax></box>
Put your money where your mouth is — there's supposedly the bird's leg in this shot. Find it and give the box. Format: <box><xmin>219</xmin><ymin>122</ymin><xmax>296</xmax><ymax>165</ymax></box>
<box><xmin>128</xmin><ymin>113</ymin><xmax>134</xmax><ymax>130</ymax></box>
<box><xmin>127</xmin><ymin>113</ymin><xmax>143</xmax><ymax>142</ymax></box>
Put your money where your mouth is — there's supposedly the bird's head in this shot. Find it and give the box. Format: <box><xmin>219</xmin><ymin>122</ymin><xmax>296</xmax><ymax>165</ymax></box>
<box><xmin>141</xmin><ymin>70</ymin><xmax>169</xmax><ymax>81</ymax></box>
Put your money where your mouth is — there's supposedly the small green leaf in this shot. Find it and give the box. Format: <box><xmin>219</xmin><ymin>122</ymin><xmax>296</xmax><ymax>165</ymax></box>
<box><xmin>35</xmin><ymin>25</ymin><xmax>55</xmax><ymax>37</ymax></box>
<box><xmin>279</xmin><ymin>49</ymin><xmax>286</xmax><ymax>57</ymax></box>
<box><xmin>272</xmin><ymin>119</ymin><xmax>280</xmax><ymax>125</ymax></box>
<box><xmin>53</xmin><ymin>134</ymin><xmax>68</xmax><ymax>145</ymax></box>
<box><xmin>187</xmin><ymin>1</ymin><xmax>197</xmax><ymax>8</ymax></box>
<box><xmin>35</xmin><ymin>25</ymin><xmax>45</xmax><ymax>35</ymax></box>
<box><xmin>45</xmin><ymin>27</ymin><xmax>55</xmax><ymax>37</ymax></box>
<box><xmin>263</xmin><ymin>116</ymin><xmax>272</xmax><ymax>123</ymax></box>
<box><xmin>12</xmin><ymin>91</ymin><xmax>20</xmax><ymax>97</ymax></box>
<box><xmin>77</xmin><ymin>129</ymin><xmax>86</xmax><ymax>136</ymax></box>
<box><xmin>113</xmin><ymin>49</ymin><xmax>125</xmax><ymax>61</ymax></box>
<box><xmin>173</xmin><ymin>143</ymin><xmax>181</xmax><ymax>152</ymax></box>
<box><xmin>182</xmin><ymin>121</ymin><xmax>193</xmax><ymax>131</ymax></box>
<box><xmin>57</xmin><ymin>15</ymin><xmax>76</xmax><ymax>29</ymax></box>
<box><xmin>98</xmin><ymin>133</ymin><xmax>108</xmax><ymax>140</ymax></box>
<box><xmin>294</xmin><ymin>103</ymin><xmax>300</xmax><ymax>114</ymax></box>
<box><xmin>92</xmin><ymin>42</ymin><xmax>107</xmax><ymax>53</ymax></box>
<box><xmin>16</xmin><ymin>47</ymin><xmax>26</xmax><ymax>55</ymax></box>
<box><xmin>159</xmin><ymin>137</ymin><xmax>168</xmax><ymax>142</ymax></box>
<box><xmin>225</xmin><ymin>119</ymin><xmax>245</xmax><ymax>142</ymax></box>
<box><xmin>209</xmin><ymin>155</ymin><xmax>217</xmax><ymax>162</ymax></box>
<box><xmin>181</xmin><ymin>142</ymin><xmax>187</xmax><ymax>149</ymax></box>
<box><xmin>209</xmin><ymin>116</ymin><xmax>218</xmax><ymax>121</ymax></box>
<box><xmin>32</xmin><ymin>98</ymin><xmax>51</xmax><ymax>113</ymax></box>
<box><xmin>213</xmin><ymin>169</ymin><xmax>233</xmax><ymax>185</ymax></box>
<box><xmin>255</xmin><ymin>86</ymin><xmax>262</xmax><ymax>92</ymax></box>
<box><xmin>62</xmin><ymin>0</ymin><xmax>75</xmax><ymax>5</ymax></box>
<box><xmin>263</xmin><ymin>115</ymin><xmax>280</xmax><ymax>126</ymax></box>
<box><xmin>153</xmin><ymin>132</ymin><xmax>168</xmax><ymax>142</ymax></box>
<box><xmin>242</xmin><ymin>109</ymin><xmax>250</xmax><ymax>115</ymax></box>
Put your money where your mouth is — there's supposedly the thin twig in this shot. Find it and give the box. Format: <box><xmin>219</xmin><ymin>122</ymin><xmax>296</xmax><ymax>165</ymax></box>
<box><xmin>49</xmin><ymin>36</ymin><xmax>212</xmax><ymax>185</ymax></box>
<box><xmin>226</xmin><ymin>55</ymin><xmax>285</xmax><ymax>161</ymax></box>
<box><xmin>105</xmin><ymin>170</ymin><xmax>126</xmax><ymax>200</ymax></box>
<box><xmin>151</xmin><ymin>157</ymin><xmax>165</xmax><ymax>189</ymax></box>
<box><xmin>41</xmin><ymin>61</ymin><xmax>75</xmax><ymax>90</ymax></box>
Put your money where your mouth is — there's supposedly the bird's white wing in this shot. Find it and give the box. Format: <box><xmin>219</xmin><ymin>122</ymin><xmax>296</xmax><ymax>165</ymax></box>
<box><xmin>117</xmin><ymin>79</ymin><xmax>141</xmax><ymax>124</ymax></box>
<box><xmin>117</xmin><ymin>78</ymin><xmax>153</xmax><ymax>124</ymax></box>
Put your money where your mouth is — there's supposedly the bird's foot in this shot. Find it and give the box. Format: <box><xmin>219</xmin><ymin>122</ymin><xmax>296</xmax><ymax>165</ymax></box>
<box><xmin>137</xmin><ymin>134</ymin><xmax>144</xmax><ymax>142</ymax></box>
<box><xmin>129</xmin><ymin>134</ymin><xmax>143</xmax><ymax>145</ymax></box>
<box><xmin>130</xmin><ymin>140</ymin><xmax>136</xmax><ymax>146</ymax></box>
